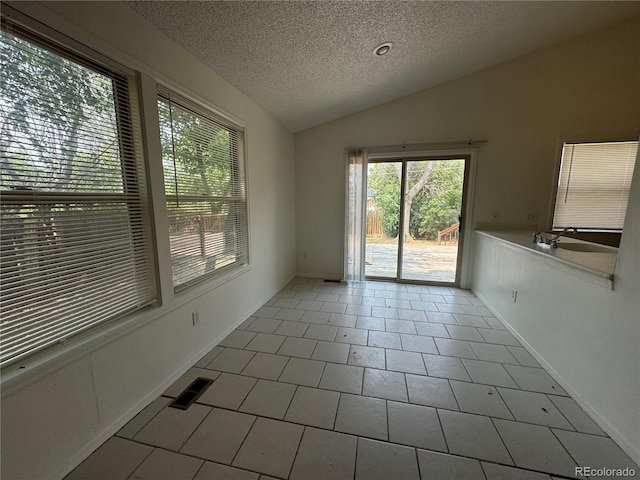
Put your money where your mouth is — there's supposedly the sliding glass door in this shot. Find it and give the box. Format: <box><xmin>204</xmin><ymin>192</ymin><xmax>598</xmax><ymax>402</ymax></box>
<box><xmin>365</xmin><ymin>157</ymin><xmax>467</xmax><ymax>284</ymax></box>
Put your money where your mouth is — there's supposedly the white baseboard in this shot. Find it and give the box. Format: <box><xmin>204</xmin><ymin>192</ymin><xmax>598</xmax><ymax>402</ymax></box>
<box><xmin>472</xmin><ymin>288</ymin><xmax>640</xmax><ymax>466</ymax></box>
<box><xmin>296</xmin><ymin>271</ymin><xmax>343</xmax><ymax>281</ymax></box>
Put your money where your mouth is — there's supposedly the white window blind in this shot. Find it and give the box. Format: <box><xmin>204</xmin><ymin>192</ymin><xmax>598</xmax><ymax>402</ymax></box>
<box><xmin>0</xmin><ymin>19</ymin><xmax>156</xmax><ymax>366</ymax></box>
<box><xmin>157</xmin><ymin>88</ymin><xmax>248</xmax><ymax>290</ymax></box>
<box><xmin>553</xmin><ymin>141</ymin><xmax>638</xmax><ymax>231</ymax></box>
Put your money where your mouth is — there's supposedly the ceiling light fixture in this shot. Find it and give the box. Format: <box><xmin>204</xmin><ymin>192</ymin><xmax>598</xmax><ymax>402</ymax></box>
<box><xmin>373</xmin><ymin>42</ymin><xmax>392</xmax><ymax>56</ymax></box>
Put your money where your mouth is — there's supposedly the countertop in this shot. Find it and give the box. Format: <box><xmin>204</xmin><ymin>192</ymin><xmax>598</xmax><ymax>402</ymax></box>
<box><xmin>475</xmin><ymin>230</ymin><xmax>618</xmax><ymax>282</ymax></box>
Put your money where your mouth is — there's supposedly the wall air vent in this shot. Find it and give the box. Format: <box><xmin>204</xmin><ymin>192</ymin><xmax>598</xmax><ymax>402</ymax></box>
<box><xmin>168</xmin><ymin>377</ymin><xmax>214</xmax><ymax>410</ymax></box>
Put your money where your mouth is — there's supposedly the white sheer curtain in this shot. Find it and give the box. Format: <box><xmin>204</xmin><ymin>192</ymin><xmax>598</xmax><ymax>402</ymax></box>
<box><xmin>344</xmin><ymin>148</ymin><xmax>367</xmax><ymax>282</ymax></box>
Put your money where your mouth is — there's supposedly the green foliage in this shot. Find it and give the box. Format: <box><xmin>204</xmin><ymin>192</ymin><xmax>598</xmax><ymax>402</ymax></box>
<box><xmin>1</xmin><ymin>29</ymin><xmax>121</xmax><ymax>192</ymax></box>
<box><xmin>368</xmin><ymin>160</ymin><xmax>464</xmax><ymax>240</ymax></box>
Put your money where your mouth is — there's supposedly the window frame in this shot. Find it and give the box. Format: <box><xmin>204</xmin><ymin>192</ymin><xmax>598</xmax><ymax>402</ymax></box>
<box><xmin>0</xmin><ymin>13</ymin><xmax>157</xmax><ymax>368</ymax></box>
<box><xmin>157</xmin><ymin>86</ymin><xmax>250</xmax><ymax>292</ymax></box>
<box><xmin>549</xmin><ymin>138</ymin><xmax>638</xmax><ymax>233</ymax></box>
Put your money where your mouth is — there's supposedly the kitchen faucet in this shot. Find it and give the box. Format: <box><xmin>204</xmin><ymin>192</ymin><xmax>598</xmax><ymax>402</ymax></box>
<box><xmin>532</xmin><ymin>227</ymin><xmax>577</xmax><ymax>248</ymax></box>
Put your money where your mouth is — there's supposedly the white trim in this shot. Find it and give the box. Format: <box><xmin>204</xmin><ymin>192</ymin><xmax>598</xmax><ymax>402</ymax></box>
<box><xmin>472</xmin><ymin>288</ymin><xmax>640</xmax><ymax>466</ymax></box>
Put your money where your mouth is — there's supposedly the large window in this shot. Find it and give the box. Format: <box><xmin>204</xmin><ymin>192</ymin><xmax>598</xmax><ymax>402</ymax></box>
<box><xmin>0</xmin><ymin>20</ymin><xmax>156</xmax><ymax>366</ymax></box>
<box><xmin>158</xmin><ymin>89</ymin><xmax>248</xmax><ymax>290</ymax></box>
<box><xmin>553</xmin><ymin>141</ymin><xmax>638</xmax><ymax>231</ymax></box>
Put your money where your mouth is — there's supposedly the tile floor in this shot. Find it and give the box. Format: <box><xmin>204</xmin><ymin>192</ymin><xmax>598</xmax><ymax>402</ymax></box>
<box><xmin>65</xmin><ymin>278</ymin><xmax>638</xmax><ymax>480</ymax></box>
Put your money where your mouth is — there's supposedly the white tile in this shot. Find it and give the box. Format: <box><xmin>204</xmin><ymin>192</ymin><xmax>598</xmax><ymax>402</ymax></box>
<box><xmin>397</xmin><ymin>309</ymin><xmax>428</xmax><ymax>322</ymax></box>
<box><xmin>348</xmin><ymin>345</ymin><xmax>386</xmax><ymax>369</ymax></box>
<box><xmin>355</xmin><ymin>438</ymin><xmax>419</xmax><ymax>480</ymax></box>
<box><xmin>274</xmin><ymin>308</ymin><xmax>305</xmax><ymax>321</ymax></box>
<box><xmin>244</xmin><ymin>333</ymin><xmax>287</xmax><ymax>353</ymax></box>
<box><xmin>423</xmin><ymin>353</ymin><xmax>472</xmax><ymax>381</ymax></box>
<box><xmin>385</xmin><ymin>319</ymin><xmax>417</xmax><ymax>334</ymax></box>
<box><xmin>304</xmin><ymin>324</ymin><xmax>338</xmax><ymax>341</ymax></box>
<box><xmin>118</xmin><ymin>397</ymin><xmax>171</xmax><ymax>439</ymax></box>
<box><xmin>284</xmin><ymin>386</ymin><xmax>340</xmax><ymax>429</ymax></box>
<box><xmin>198</xmin><ymin>373</ymin><xmax>257</xmax><ymax>409</ymax></box>
<box><xmin>327</xmin><ymin>313</ymin><xmax>357</xmax><ymax>327</ymax></box>
<box><xmin>484</xmin><ymin>317</ymin><xmax>508</xmax><ymax>330</ymax></box>
<box><xmin>134</xmin><ymin>403</ymin><xmax>211</xmax><ymax>451</ymax></box>
<box><xmin>239</xmin><ymin>379</ymin><xmax>297</xmax><ymax>419</ymax></box>
<box><xmin>399</xmin><ymin>334</ymin><xmax>438</xmax><ymax>354</ymax></box>
<box><xmin>415</xmin><ymin>322</ymin><xmax>450</xmax><ymax>338</ymax></box>
<box><xmin>405</xmin><ymin>374</ymin><xmax>458</xmax><ymax>410</ymax></box>
<box><xmin>272</xmin><ymin>298</ymin><xmax>300</xmax><ymax>309</ymax></box>
<box><xmin>427</xmin><ymin>311</ymin><xmax>458</xmax><ymax>324</ymax></box>
<box><xmin>434</xmin><ymin>338</ymin><xmax>478</xmax><ymax>359</ymax></box>
<box><xmin>130</xmin><ymin>450</ymin><xmax>203</xmax><ymax>480</ymax></box>
<box><xmin>493</xmin><ymin>419</ymin><xmax>577</xmax><ymax>476</ymax></box>
<box><xmin>463</xmin><ymin>305</ymin><xmax>494</xmax><ymax>316</ymax></box>
<box><xmin>504</xmin><ymin>365</ymin><xmax>567</xmax><ymax>395</ymax></box>
<box><xmin>236</xmin><ymin>317</ymin><xmax>257</xmax><ymax>331</ymax></box>
<box><xmin>195</xmin><ymin>346</ymin><xmax>224</xmax><ymax>367</ymax></box>
<box><xmin>507</xmin><ymin>346</ymin><xmax>540</xmax><ymax>367</ymax></box>
<box><xmin>439</xmin><ymin>410</ymin><xmax>513</xmax><ymax>464</ymax></box>
<box><xmin>454</xmin><ymin>314</ymin><xmax>490</xmax><ymax>329</ymax></box>
<box><xmin>232</xmin><ymin>417</ymin><xmax>304</xmax><ymax>478</ymax></box>
<box><xmin>317</xmin><ymin>293</ymin><xmax>340</xmax><ymax>302</ymax></box>
<box><xmin>552</xmin><ymin>429</ymin><xmax>638</xmax><ymax>474</ymax></box>
<box><xmin>479</xmin><ymin>329</ymin><xmax>521</xmax><ymax>346</ymax></box>
<box><xmin>436</xmin><ymin>303</ymin><xmax>467</xmax><ymax>314</ymax></box>
<box><xmin>547</xmin><ymin>396</ymin><xmax>605</xmax><ymax>435</ymax></box>
<box><xmin>254</xmin><ymin>306</ymin><xmax>280</xmax><ymax>318</ymax></box>
<box><xmin>301</xmin><ymin>311</ymin><xmax>331</xmax><ymax>324</ymax></box>
<box><xmin>498</xmin><ymin>388</ymin><xmax>573</xmax><ymax>429</ymax></box>
<box><xmin>293</xmin><ymin>291</ymin><xmax>318</xmax><ymax>301</ymax></box>
<box><xmin>371</xmin><ymin>306</ymin><xmax>398</xmax><ymax>318</ymax></box>
<box><xmin>368</xmin><ymin>331</ymin><xmax>402</xmax><ymax>349</ymax></box>
<box><xmin>311</xmin><ymin>340</ymin><xmax>349</xmax><ymax>363</ymax></box>
<box><xmin>417</xmin><ymin>450</ymin><xmax>485</xmax><ymax>480</ymax></box>
<box><xmin>335</xmin><ymin>326</ymin><xmax>368</xmax><ymax>345</ymax></box>
<box><xmin>469</xmin><ymin>342</ymin><xmax>519</xmax><ymax>364</ymax></box>
<box><xmin>194</xmin><ymin>462</ymin><xmax>259</xmax><ymax>480</ymax></box>
<box><xmin>245</xmin><ymin>318</ymin><xmax>282</xmax><ymax>334</ymax></box>
<box><xmin>419</xmin><ymin>293</ymin><xmax>447</xmax><ymax>303</ymax></box>
<box><xmin>361</xmin><ymin>296</ymin><xmax>386</xmax><ymax>307</ymax></box>
<box><xmin>289</xmin><ymin>428</ymin><xmax>357</xmax><ymax>480</ymax></box>
<box><xmin>180</xmin><ymin>409</ymin><xmax>256</xmax><ymax>464</ymax></box>
<box><xmin>335</xmin><ymin>394</ymin><xmax>387</xmax><ymax>440</ymax></box>
<box><xmin>450</xmin><ymin>380</ymin><xmax>514</xmax><ymax>419</ymax></box>
<box><xmin>277</xmin><ymin>337</ymin><xmax>316</xmax><ymax>358</ymax></box>
<box><xmin>220</xmin><ymin>330</ymin><xmax>257</xmax><ymax>348</ymax></box>
<box><xmin>363</xmin><ymin>368</ymin><xmax>408</xmax><ymax>402</ymax></box>
<box><xmin>481</xmin><ymin>462</ymin><xmax>553</xmax><ymax>480</ymax></box>
<box><xmin>319</xmin><ymin>363</ymin><xmax>363</xmax><ymax>394</ymax></box>
<box><xmin>356</xmin><ymin>316</ymin><xmax>385</xmax><ymax>330</ymax></box>
<box><xmin>462</xmin><ymin>359</ymin><xmax>519</xmax><ymax>388</ymax></box>
<box><xmin>386</xmin><ymin>349</ymin><xmax>427</xmax><ymax>375</ymax></box>
<box><xmin>446</xmin><ymin>325</ymin><xmax>485</xmax><ymax>342</ymax></box>
<box><xmin>207</xmin><ymin>348</ymin><xmax>255</xmax><ymax>374</ymax></box>
<box><xmin>385</xmin><ymin>298</ymin><xmax>412</xmax><ymax>309</ymax></box>
<box><xmin>320</xmin><ymin>302</ymin><xmax>348</xmax><ymax>314</ymax></box>
<box><xmin>278</xmin><ymin>358</ymin><xmax>325</xmax><ymax>387</ymax></box>
<box><xmin>65</xmin><ymin>437</ymin><xmax>152</xmax><ymax>480</ymax></box>
<box><xmin>297</xmin><ymin>300</ymin><xmax>323</xmax><ymax>311</ymax></box>
<box><xmin>346</xmin><ymin>304</ymin><xmax>372</xmax><ymax>316</ymax></box>
<box><xmin>444</xmin><ymin>295</ymin><xmax>472</xmax><ymax>305</ymax></box>
<box><xmin>387</xmin><ymin>401</ymin><xmax>446</xmax><ymax>451</ymax></box>
<box><xmin>274</xmin><ymin>321</ymin><xmax>309</xmax><ymax>338</ymax></box>
<box><xmin>241</xmin><ymin>352</ymin><xmax>289</xmax><ymax>380</ymax></box>
<box><xmin>409</xmin><ymin>301</ymin><xmax>439</xmax><ymax>312</ymax></box>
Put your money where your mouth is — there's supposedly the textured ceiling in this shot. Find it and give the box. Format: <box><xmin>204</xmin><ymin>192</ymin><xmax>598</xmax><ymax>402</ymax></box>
<box><xmin>127</xmin><ymin>1</ymin><xmax>640</xmax><ymax>132</ymax></box>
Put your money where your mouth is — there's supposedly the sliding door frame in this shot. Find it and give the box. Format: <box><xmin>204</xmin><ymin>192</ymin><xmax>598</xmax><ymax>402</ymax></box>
<box><xmin>364</xmin><ymin>148</ymin><xmax>477</xmax><ymax>288</ymax></box>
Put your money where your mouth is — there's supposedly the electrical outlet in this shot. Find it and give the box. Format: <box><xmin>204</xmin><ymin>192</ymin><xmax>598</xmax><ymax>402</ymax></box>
<box><xmin>492</xmin><ymin>210</ymin><xmax>500</xmax><ymax>222</ymax></box>
<box><xmin>192</xmin><ymin>311</ymin><xmax>200</xmax><ymax>326</ymax></box>
<box><xmin>511</xmin><ymin>289</ymin><xmax>518</xmax><ymax>303</ymax></box>
<box><xmin>526</xmin><ymin>213</ymin><xmax>537</xmax><ymax>222</ymax></box>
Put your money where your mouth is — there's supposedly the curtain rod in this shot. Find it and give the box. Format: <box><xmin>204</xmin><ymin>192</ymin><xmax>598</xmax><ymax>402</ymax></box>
<box><xmin>345</xmin><ymin>139</ymin><xmax>488</xmax><ymax>152</ymax></box>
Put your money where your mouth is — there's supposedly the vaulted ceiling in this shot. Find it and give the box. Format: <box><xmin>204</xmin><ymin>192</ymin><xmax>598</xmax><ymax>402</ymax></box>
<box><xmin>127</xmin><ymin>1</ymin><xmax>640</xmax><ymax>132</ymax></box>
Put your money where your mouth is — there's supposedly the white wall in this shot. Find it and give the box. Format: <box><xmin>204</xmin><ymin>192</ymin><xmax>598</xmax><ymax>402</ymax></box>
<box><xmin>294</xmin><ymin>18</ymin><xmax>639</xmax><ymax>278</ymax></box>
<box><xmin>0</xmin><ymin>3</ymin><xmax>296</xmax><ymax>480</ymax></box>
<box><xmin>471</xmin><ymin>140</ymin><xmax>640</xmax><ymax>463</ymax></box>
